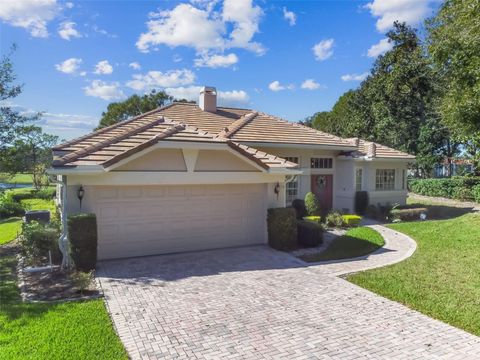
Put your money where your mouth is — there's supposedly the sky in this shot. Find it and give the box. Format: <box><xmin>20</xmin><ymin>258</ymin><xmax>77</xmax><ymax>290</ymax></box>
<box><xmin>0</xmin><ymin>0</ymin><xmax>440</xmax><ymax>141</ymax></box>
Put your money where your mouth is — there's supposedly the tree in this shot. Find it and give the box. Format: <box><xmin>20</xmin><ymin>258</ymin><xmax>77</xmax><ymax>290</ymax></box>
<box><xmin>97</xmin><ymin>90</ymin><xmax>172</xmax><ymax>129</ymax></box>
<box><xmin>0</xmin><ymin>46</ymin><xmax>37</xmax><ymax>166</ymax></box>
<box><xmin>6</xmin><ymin>126</ymin><xmax>59</xmax><ymax>190</ymax></box>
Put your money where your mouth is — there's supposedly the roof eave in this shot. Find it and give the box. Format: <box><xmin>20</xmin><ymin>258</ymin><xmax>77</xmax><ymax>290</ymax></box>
<box><xmin>238</xmin><ymin>141</ymin><xmax>357</xmax><ymax>151</ymax></box>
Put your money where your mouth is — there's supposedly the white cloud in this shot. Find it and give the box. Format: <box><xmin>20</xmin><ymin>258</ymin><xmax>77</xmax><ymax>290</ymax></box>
<box><xmin>84</xmin><ymin>80</ymin><xmax>126</xmax><ymax>101</ymax></box>
<box><xmin>58</xmin><ymin>21</ymin><xmax>81</xmax><ymax>40</ymax></box>
<box><xmin>172</xmin><ymin>54</ymin><xmax>183</xmax><ymax>63</ymax></box>
<box><xmin>194</xmin><ymin>52</ymin><xmax>238</xmax><ymax>68</ymax></box>
<box><xmin>367</xmin><ymin>38</ymin><xmax>393</xmax><ymax>57</ymax></box>
<box><xmin>55</xmin><ymin>58</ymin><xmax>83</xmax><ymax>74</ymax></box>
<box><xmin>165</xmin><ymin>85</ymin><xmax>249</xmax><ymax>106</ymax></box>
<box><xmin>0</xmin><ymin>0</ymin><xmax>60</xmax><ymax>38</ymax></box>
<box><xmin>366</xmin><ymin>0</ymin><xmax>435</xmax><ymax>33</ymax></box>
<box><xmin>129</xmin><ymin>62</ymin><xmax>141</xmax><ymax>70</ymax></box>
<box><xmin>301</xmin><ymin>79</ymin><xmax>322</xmax><ymax>90</ymax></box>
<box><xmin>65</xmin><ymin>2</ymin><xmax>74</xmax><ymax>9</ymax></box>
<box><xmin>268</xmin><ymin>80</ymin><xmax>294</xmax><ymax>92</ymax></box>
<box><xmin>94</xmin><ymin>60</ymin><xmax>113</xmax><ymax>75</ymax></box>
<box><xmin>136</xmin><ymin>1</ymin><xmax>265</xmax><ymax>57</ymax></box>
<box><xmin>341</xmin><ymin>72</ymin><xmax>369</xmax><ymax>82</ymax></box>
<box><xmin>92</xmin><ymin>25</ymin><xmax>117</xmax><ymax>38</ymax></box>
<box><xmin>283</xmin><ymin>7</ymin><xmax>296</xmax><ymax>26</ymax></box>
<box><xmin>312</xmin><ymin>39</ymin><xmax>334</xmax><ymax>61</ymax></box>
<box><xmin>126</xmin><ymin>69</ymin><xmax>196</xmax><ymax>91</ymax></box>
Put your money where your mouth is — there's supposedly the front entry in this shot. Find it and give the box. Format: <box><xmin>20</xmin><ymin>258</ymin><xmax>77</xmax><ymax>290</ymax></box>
<box><xmin>311</xmin><ymin>174</ymin><xmax>333</xmax><ymax>213</ymax></box>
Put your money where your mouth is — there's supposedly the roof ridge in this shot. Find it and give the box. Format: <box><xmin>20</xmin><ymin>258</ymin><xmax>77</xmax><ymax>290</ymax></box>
<box><xmin>102</xmin><ymin>124</ymin><xmax>185</xmax><ymax>168</ymax></box>
<box><xmin>53</xmin><ymin>116</ymin><xmax>169</xmax><ymax>166</ymax></box>
<box><xmin>217</xmin><ymin>112</ymin><xmax>258</xmax><ymax>138</ymax></box>
<box><xmin>53</xmin><ymin>103</ymin><xmax>175</xmax><ymax>151</ymax></box>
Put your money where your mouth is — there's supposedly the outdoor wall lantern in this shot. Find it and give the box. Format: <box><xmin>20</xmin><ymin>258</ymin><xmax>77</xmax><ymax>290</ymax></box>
<box><xmin>77</xmin><ymin>185</ymin><xmax>85</xmax><ymax>210</ymax></box>
<box><xmin>274</xmin><ymin>182</ymin><xmax>280</xmax><ymax>199</ymax></box>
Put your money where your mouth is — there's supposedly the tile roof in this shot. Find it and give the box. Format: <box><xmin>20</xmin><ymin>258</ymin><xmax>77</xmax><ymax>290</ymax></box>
<box><xmin>52</xmin><ymin>102</ymin><xmax>414</xmax><ymax>169</ymax></box>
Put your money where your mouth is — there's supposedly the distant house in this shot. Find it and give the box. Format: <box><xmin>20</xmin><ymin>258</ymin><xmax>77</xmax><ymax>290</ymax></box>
<box><xmin>49</xmin><ymin>86</ymin><xmax>415</xmax><ymax>260</ymax></box>
<box><xmin>434</xmin><ymin>159</ymin><xmax>473</xmax><ymax>178</ymax></box>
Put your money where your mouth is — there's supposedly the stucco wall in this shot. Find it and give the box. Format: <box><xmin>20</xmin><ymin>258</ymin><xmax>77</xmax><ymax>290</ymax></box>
<box><xmin>115</xmin><ymin>149</ymin><xmax>186</xmax><ymax>171</ymax></box>
<box><xmin>195</xmin><ymin>150</ymin><xmax>259</xmax><ymax>172</ymax></box>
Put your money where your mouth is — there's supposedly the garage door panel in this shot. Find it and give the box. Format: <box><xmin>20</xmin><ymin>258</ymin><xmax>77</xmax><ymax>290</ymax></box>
<box><xmin>93</xmin><ymin>184</ymin><xmax>267</xmax><ymax>260</ymax></box>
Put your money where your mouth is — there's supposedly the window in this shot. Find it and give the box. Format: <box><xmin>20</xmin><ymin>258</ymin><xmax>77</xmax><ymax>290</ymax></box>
<box><xmin>402</xmin><ymin>170</ymin><xmax>406</xmax><ymax>190</ymax></box>
<box><xmin>286</xmin><ymin>176</ymin><xmax>299</xmax><ymax>204</ymax></box>
<box><xmin>355</xmin><ymin>168</ymin><xmax>363</xmax><ymax>191</ymax></box>
<box><xmin>375</xmin><ymin>169</ymin><xmax>395</xmax><ymax>191</ymax></box>
<box><xmin>284</xmin><ymin>157</ymin><xmax>299</xmax><ymax>165</ymax></box>
<box><xmin>311</xmin><ymin>158</ymin><xmax>333</xmax><ymax>169</ymax></box>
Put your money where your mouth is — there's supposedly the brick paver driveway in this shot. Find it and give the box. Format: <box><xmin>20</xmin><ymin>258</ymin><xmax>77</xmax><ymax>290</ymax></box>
<box><xmin>97</xmin><ymin>245</ymin><xmax>480</xmax><ymax>359</ymax></box>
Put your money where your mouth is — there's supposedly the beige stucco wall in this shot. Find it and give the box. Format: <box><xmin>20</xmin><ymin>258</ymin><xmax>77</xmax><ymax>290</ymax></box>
<box><xmin>115</xmin><ymin>149</ymin><xmax>186</xmax><ymax>171</ymax></box>
<box><xmin>195</xmin><ymin>150</ymin><xmax>259</xmax><ymax>172</ymax></box>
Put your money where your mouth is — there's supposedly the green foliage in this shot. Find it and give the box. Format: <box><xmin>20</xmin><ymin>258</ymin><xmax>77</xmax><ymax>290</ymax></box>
<box><xmin>0</xmin><ymin>191</ymin><xmax>25</xmax><ymax>218</ymax></box>
<box><xmin>98</xmin><ymin>90</ymin><xmax>172</xmax><ymax>128</ymax></box>
<box><xmin>342</xmin><ymin>215</ymin><xmax>362</xmax><ymax>227</ymax></box>
<box><xmin>296</xmin><ymin>220</ymin><xmax>322</xmax><ymax>247</ymax></box>
<box><xmin>291</xmin><ymin>199</ymin><xmax>307</xmax><ymax>219</ymax></box>
<box><xmin>302</xmin><ymin>227</ymin><xmax>384</xmax><ymax>262</ymax></box>
<box><xmin>302</xmin><ymin>215</ymin><xmax>321</xmax><ymax>224</ymax></box>
<box><xmin>472</xmin><ymin>185</ymin><xmax>480</xmax><ymax>203</ymax></box>
<box><xmin>325</xmin><ymin>211</ymin><xmax>345</xmax><ymax>228</ymax></box>
<box><xmin>348</xmin><ymin>213</ymin><xmax>480</xmax><ymax>336</ymax></box>
<box><xmin>0</xmin><ymin>255</ymin><xmax>128</xmax><ymax>359</ymax></box>
<box><xmin>71</xmin><ymin>270</ymin><xmax>94</xmax><ymax>295</ymax></box>
<box><xmin>304</xmin><ymin>192</ymin><xmax>321</xmax><ymax>216</ymax></box>
<box><xmin>19</xmin><ymin>221</ymin><xmax>60</xmax><ymax>264</ymax></box>
<box><xmin>354</xmin><ymin>191</ymin><xmax>369</xmax><ymax>215</ymax></box>
<box><xmin>10</xmin><ymin>186</ymin><xmax>55</xmax><ymax>202</ymax></box>
<box><xmin>267</xmin><ymin>208</ymin><xmax>297</xmax><ymax>251</ymax></box>
<box><xmin>68</xmin><ymin>213</ymin><xmax>98</xmax><ymax>271</ymax></box>
<box><xmin>409</xmin><ymin>177</ymin><xmax>480</xmax><ymax>200</ymax></box>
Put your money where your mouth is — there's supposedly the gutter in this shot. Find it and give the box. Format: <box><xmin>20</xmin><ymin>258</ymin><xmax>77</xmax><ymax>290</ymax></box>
<box><xmin>57</xmin><ymin>175</ymin><xmax>73</xmax><ymax>269</ymax></box>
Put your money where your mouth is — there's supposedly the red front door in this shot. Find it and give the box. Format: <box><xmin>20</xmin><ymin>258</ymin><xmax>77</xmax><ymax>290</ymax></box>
<box><xmin>311</xmin><ymin>174</ymin><xmax>333</xmax><ymax>213</ymax></box>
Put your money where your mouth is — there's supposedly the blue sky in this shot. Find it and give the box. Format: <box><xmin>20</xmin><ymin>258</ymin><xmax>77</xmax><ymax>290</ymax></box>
<box><xmin>0</xmin><ymin>0</ymin><xmax>439</xmax><ymax>141</ymax></box>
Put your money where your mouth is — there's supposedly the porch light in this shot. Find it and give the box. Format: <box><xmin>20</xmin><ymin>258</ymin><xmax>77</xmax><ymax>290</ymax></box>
<box><xmin>77</xmin><ymin>185</ymin><xmax>85</xmax><ymax>210</ymax></box>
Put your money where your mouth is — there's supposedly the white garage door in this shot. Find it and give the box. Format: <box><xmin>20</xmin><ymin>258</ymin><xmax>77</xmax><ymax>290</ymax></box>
<box><xmin>90</xmin><ymin>184</ymin><xmax>267</xmax><ymax>260</ymax></box>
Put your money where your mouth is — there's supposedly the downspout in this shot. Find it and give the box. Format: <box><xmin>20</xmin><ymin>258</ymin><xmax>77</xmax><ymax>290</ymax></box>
<box><xmin>58</xmin><ymin>175</ymin><xmax>73</xmax><ymax>269</ymax></box>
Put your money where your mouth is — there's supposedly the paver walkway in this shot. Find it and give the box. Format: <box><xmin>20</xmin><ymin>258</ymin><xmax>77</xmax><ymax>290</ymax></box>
<box><xmin>97</xmin><ymin>225</ymin><xmax>480</xmax><ymax>359</ymax></box>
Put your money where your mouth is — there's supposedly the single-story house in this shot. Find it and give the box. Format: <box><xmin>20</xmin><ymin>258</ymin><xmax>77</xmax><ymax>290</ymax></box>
<box><xmin>50</xmin><ymin>87</ymin><xmax>414</xmax><ymax>260</ymax></box>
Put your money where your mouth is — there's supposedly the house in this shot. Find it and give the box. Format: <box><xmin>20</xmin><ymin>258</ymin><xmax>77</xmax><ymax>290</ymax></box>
<box><xmin>50</xmin><ymin>87</ymin><xmax>415</xmax><ymax>260</ymax></box>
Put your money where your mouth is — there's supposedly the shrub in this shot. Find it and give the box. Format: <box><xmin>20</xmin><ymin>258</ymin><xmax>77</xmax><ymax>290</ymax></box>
<box><xmin>297</xmin><ymin>220</ymin><xmax>322</xmax><ymax>247</ymax></box>
<box><xmin>0</xmin><ymin>192</ymin><xmax>25</xmax><ymax>219</ymax></box>
<box><xmin>267</xmin><ymin>208</ymin><xmax>297</xmax><ymax>251</ymax></box>
<box><xmin>325</xmin><ymin>211</ymin><xmax>345</xmax><ymax>228</ymax></box>
<box><xmin>10</xmin><ymin>187</ymin><xmax>56</xmax><ymax>202</ymax></box>
<box><xmin>409</xmin><ymin>177</ymin><xmax>480</xmax><ymax>199</ymax></box>
<box><xmin>68</xmin><ymin>213</ymin><xmax>98</xmax><ymax>271</ymax></box>
<box><xmin>342</xmin><ymin>215</ymin><xmax>362</xmax><ymax>227</ymax></box>
<box><xmin>305</xmin><ymin>192</ymin><xmax>321</xmax><ymax>216</ymax></box>
<box><xmin>19</xmin><ymin>221</ymin><xmax>60</xmax><ymax>264</ymax></box>
<box><xmin>291</xmin><ymin>199</ymin><xmax>307</xmax><ymax>219</ymax></box>
<box><xmin>354</xmin><ymin>191</ymin><xmax>369</xmax><ymax>215</ymax></box>
<box><xmin>389</xmin><ymin>207</ymin><xmax>428</xmax><ymax>222</ymax></box>
<box><xmin>303</xmin><ymin>215</ymin><xmax>321</xmax><ymax>224</ymax></box>
<box><xmin>452</xmin><ymin>187</ymin><xmax>473</xmax><ymax>201</ymax></box>
<box><xmin>473</xmin><ymin>185</ymin><xmax>480</xmax><ymax>203</ymax></box>
<box><xmin>71</xmin><ymin>270</ymin><xmax>94</xmax><ymax>295</ymax></box>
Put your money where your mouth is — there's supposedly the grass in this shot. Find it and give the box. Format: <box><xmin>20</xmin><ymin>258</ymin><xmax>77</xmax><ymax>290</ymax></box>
<box><xmin>348</xmin><ymin>212</ymin><xmax>480</xmax><ymax>336</ymax></box>
<box><xmin>20</xmin><ymin>198</ymin><xmax>56</xmax><ymax>214</ymax></box>
<box><xmin>301</xmin><ymin>227</ymin><xmax>385</xmax><ymax>262</ymax></box>
<box><xmin>0</xmin><ymin>218</ymin><xmax>22</xmax><ymax>245</ymax></box>
<box><xmin>0</xmin><ymin>173</ymin><xmax>32</xmax><ymax>184</ymax></box>
<box><xmin>0</xmin><ymin>255</ymin><xmax>128</xmax><ymax>360</ymax></box>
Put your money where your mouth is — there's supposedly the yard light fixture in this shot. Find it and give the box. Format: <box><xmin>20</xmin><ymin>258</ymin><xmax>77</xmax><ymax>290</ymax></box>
<box><xmin>77</xmin><ymin>185</ymin><xmax>85</xmax><ymax>210</ymax></box>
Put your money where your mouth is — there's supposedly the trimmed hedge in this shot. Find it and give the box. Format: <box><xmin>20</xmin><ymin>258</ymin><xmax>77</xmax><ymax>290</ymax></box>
<box><xmin>297</xmin><ymin>220</ymin><xmax>322</xmax><ymax>247</ymax></box>
<box><xmin>342</xmin><ymin>214</ymin><xmax>362</xmax><ymax>227</ymax></box>
<box><xmin>303</xmin><ymin>215</ymin><xmax>321</xmax><ymax>223</ymax></box>
<box><xmin>68</xmin><ymin>213</ymin><xmax>98</xmax><ymax>271</ymax></box>
<box><xmin>305</xmin><ymin>192</ymin><xmax>321</xmax><ymax>216</ymax></box>
<box><xmin>409</xmin><ymin>177</ymin><xmax>480</xmax><ymax>201</ymax></box>
<box><xmin>473</xmin><ymin>185</ymin><xmax>480</xmax><ymax>203</ymax></box>
<box><xmin>354</xmin><ymin>191</ymin><xmax>369</xmax><ymax>215</ymax></box>
<box><xmin>267</xmin><ymin>208</ymin><xmax>297</xmax><ymax>251</ymax></box>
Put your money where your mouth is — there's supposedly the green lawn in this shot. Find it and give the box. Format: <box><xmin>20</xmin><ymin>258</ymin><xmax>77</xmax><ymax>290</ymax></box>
<box><xmin>301</xmin><ymin>227</ymin><xmax>385</xmax><ymax>262</ymax></box>
<box><xmin>21</xmin><ymin>198</ymin><xmax>56</xmax><ymax>214</ymax></box>
<box><xmin>348</xmin><ymin>212</ymin><xmax>480</xmax><ymax>336</ymax></box>
<box><xmin>0</xmin><ymin>218</ymin><xmax>22</xmax><ymax>245</ymax></box>
<box><xmin>0</xmin><ymin>255</ymin><xmax>127</xmax><ymax>360</ymax></box>
<box><xmin>0</xmin><ymin>173</ymin><xmax>32</xmax><ymax>184</ymax></box>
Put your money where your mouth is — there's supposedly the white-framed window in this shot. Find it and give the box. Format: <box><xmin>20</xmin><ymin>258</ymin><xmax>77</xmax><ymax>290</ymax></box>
<box><xmin>355</xmin><ymin>168</ymin><xmax>363</xmax><ymax>191</ymax></box>
<box><xmin>286</xmin><ymin>176</ymin><xmax>299</xmax><ymax>204</ymax></box>
<box><xmin>284</xmin><ymin>156</ymin><xmax>299</xmax><ymax>165</ymax></box>
<box><xmin>311</xmin><ymin>158</ymin><xmax>333</xmax><ymax>169</ymax></box>
<box><xmin>402</xmin><ymin>169</ymin><xmax>406</xmax><ymax>190</ymax></box>
<box><xmin>375</xmin><ymin>169</ymin><xmax>395</xmax><ymax>191</ymax></box>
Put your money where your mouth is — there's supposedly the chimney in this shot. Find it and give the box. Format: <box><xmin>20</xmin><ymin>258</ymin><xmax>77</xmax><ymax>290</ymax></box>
<box><xmin>199</xmin><ymin>86</ymin><xmax>217</xmax><ymax>112</ymax></box>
